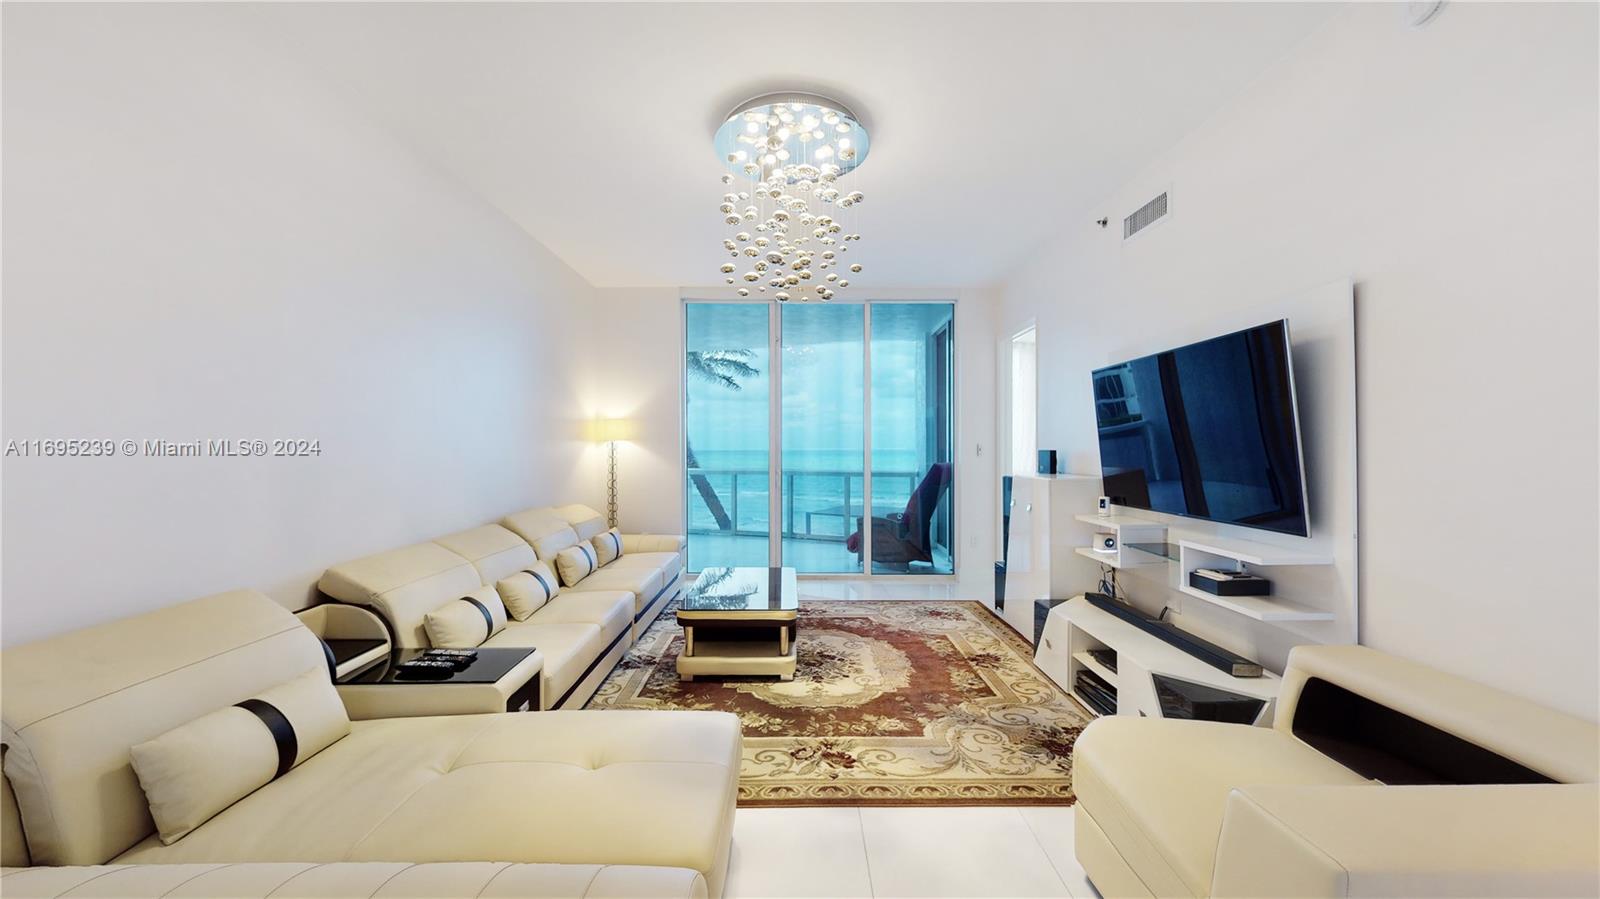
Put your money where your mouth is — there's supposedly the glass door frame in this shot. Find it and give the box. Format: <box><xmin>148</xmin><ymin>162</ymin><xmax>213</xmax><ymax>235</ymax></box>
<box><xmin>682</xmin><ymin>296</ymin><xmax>958</xmax><ymax>581</ymax></box>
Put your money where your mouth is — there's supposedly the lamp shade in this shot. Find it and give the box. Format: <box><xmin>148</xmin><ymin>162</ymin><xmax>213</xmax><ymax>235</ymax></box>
<box><xmin>593</xmin><ymin>417</ymin><xmax>637</xmax><ymax>443</ymax></box>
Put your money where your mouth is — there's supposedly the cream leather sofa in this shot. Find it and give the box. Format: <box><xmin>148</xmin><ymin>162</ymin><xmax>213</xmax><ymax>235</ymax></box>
<box><xmin>501</xmin><ymin>504</ymin><xmax>687</xmax><ymax>640</ymax></box>
<box><xmin>0</xmin><ymin>862</ymin><xmax>708</xmax><ymax>898</ymax></box>
<box><xmin>1073</xmin><ymin>644</ymin><xmax>1600</xmax><ymax>898</ymax></box>
<box><xmin>319</xmin><ymin>504</ymin><xmax>684</xmax><ymax>710</ymax></box>
<box><xmin>0</xmin><ymin>590</ymin><xmax>739</xmax><ymax>898</ymax></box>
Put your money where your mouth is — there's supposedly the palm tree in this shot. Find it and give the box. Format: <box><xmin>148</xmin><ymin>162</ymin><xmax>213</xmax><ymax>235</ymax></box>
<box><xmin>686</xmin><ymin>349</ymin><xmax>760</xmax><ymax>532</ymax></box>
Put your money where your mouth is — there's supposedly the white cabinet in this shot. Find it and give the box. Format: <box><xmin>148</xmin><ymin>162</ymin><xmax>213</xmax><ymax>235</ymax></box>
<box><xmin>1000</xmin><ymin>474</ymin><xmax>1104</xmax><ymax>642</ymax></box>
<box><xmin>1036</xmin><ymin>595</ymin><xmax>1280</xmax><ymax>724</ymax></box>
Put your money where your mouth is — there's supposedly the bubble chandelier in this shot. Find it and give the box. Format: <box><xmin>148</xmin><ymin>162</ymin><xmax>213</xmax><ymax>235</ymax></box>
<box><xmin>711</xmin><ymin>92</ymin><xmax>869</xmax><ymax>302</ymax></box>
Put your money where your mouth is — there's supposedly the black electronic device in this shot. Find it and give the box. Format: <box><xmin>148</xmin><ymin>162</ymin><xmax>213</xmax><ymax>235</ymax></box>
<box><xmin>424</xmin><ymin>649</ymin><xmax>477</xmax><ymax>664</ymax></box>
<box><xmin>1073</xmin><ymin>669</ymin><xmax>1117</xmax><ymax>716</ymax></box>
<box><xmin>1037</xmin><ymin>449</ymin><xmax>1057</xmax><ymax>475</ymax></box>
<box><xmin>395</xmin><ymin>659</ymin><xmax>457</xmax><ymax>681</ymax></box>
<box><xmin>1088</xmin><ymin>648</ymin><xmax>1118</xmax><ymax>674</ymax></box>
<box><xmin>1084</xmin><ymin>592</ymin><xmax>1264</xmax><ymax>678</ymax></box>
<box><xmin>1092</xmin><ymin>320</ymin><xmax>1310</xmax><ymax>537</ymax></box>
<box><xmin>1188</xmin><ymin>569</ymin><xmax>1272</xmax><ymax>596</ymax></box>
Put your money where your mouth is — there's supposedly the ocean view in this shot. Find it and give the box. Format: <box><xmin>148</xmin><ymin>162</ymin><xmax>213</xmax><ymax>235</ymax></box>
<box><xmin>684</xmin><ymin>301</ymin><xmax>954</xmax><ymax>573</ymax></box>
<box><xmin>688</xmin><ymin>449</ymin><xmax>927</xmax><ymax>535</ymax></box>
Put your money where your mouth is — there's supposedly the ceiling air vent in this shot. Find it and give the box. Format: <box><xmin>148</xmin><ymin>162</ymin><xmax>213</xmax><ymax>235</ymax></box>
<box><xmin>1123</xmin><ymin>191</ymin><xmax>1168</xmax><ymax>239</ymax></box>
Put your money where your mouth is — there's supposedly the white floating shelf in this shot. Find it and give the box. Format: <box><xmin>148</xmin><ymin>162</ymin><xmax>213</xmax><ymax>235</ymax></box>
<box><xmin>1074</xmin><ymin>546</ymin><xmax>1113</xmax><ymax>564</ymax></box>
<box><xmin>1074</xmin><ymin>513</ymin><xmax>1167</xmax><ymax>532</ymax></box>
<box><xmin>1179</xmin><ymin>537</ymin><xmax>1332</xmax><ymax>567</ymax></box>
<box><xmin>1074</xmin><ymin>546</ymin><xmax>1166</xmax><ymax>569</ymax></box>
<box><xmin>1071</xmin><ymin>650</ymin><xmax>1117</xmax><ymax>684</ymax></box>
<box><xmin>1177</xmin><ymin>585</ymin><xmax>1336</xmax><ymax>622</ymax></box>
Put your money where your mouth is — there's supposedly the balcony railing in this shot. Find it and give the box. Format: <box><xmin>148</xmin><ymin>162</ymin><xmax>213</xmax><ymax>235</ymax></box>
<box><xmin>687</xmin><ymin>467</ymin><xmax>919</xmax><ymax>542</ymax></box>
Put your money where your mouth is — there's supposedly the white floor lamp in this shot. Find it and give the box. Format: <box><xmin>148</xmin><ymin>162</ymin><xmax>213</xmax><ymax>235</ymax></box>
<box><xmin>594</xmin><ymin>418</ymin><xmax>636</xmax><ymax>528</ymax></box>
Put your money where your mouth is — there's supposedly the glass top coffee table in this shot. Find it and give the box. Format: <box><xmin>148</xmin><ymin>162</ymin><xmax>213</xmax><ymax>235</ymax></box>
<box><xmin>676</xmin><ymin>567</ymin><xmax>798</xmax><ymax>681</ymax></box>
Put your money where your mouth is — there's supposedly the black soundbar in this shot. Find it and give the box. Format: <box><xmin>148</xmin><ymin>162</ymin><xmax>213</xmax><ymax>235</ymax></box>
<box><xmin>1085</xmin><ymin>592</ymin><xmax>1264</xmax><ymax>678</ymax></box>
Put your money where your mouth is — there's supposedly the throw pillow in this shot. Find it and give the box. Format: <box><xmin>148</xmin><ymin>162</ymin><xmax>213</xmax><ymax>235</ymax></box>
<box><xmin>591</xmin><ymin>528</ymin><xmax>625</xmax><ymax>566</ymax></box>
<box><xmin>130</xmin><ymin>667</ymin><xmax>350</xmax><ymax>844</ymax></box>
<box><xmin>423</xmin><ymin>585</ymin><xmax>508</xmax><ymax>648</ymax></box>
<box><xmin>496</xmin><ymin>561</ymin><xmax>560</xmax><ymax>620</ymax></box>
<box><xmin>554</xmin><ymin>542</ymin><xmax>599</xmax><ymax>587</ymax></box>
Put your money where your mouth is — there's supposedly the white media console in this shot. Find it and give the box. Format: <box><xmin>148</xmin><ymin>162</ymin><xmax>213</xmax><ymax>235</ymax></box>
<box><xmin>1036</xmin><ymin>595</ymin><xmax>1280</xmax><ymax>724</ymax></box>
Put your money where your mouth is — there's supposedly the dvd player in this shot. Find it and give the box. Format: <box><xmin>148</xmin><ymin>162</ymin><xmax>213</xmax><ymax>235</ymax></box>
<box><xmin>1084</xmin><ymin>592</ymin><xmax>1263</xmax><ymax>678</ymax></box>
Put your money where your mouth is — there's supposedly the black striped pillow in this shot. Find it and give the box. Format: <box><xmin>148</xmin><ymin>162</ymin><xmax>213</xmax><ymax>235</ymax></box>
<box><xmin>555</xmin><ymin>541</ymin><xmax>599</xmax><ymax>586</ymax></box>
<box><xmin>496</xmin><ymin>562</ymin><xmax>560</xmax><ymax>620</ymax></box>
<box><xmin>591</xmin><ymin>527</ymin><xmax>625</xmax><ymax>566</ymax></box>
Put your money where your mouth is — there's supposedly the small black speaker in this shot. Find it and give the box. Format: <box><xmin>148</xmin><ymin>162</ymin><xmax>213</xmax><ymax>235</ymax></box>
<box><xmin>1037</xmin><ymin>450</ymin><xmax>1057</xmax><ymax>475</ymax></box>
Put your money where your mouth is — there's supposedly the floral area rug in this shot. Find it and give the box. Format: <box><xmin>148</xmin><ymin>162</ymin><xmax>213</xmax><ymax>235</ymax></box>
<box><xmin>586</xmin><ymin>600</ymin><xmax>1090</xmax><ymax>806</ymax></box>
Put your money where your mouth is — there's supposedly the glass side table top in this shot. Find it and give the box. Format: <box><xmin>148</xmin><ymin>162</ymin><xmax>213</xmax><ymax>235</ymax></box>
<box><xmin>339</xmin><ymin>647</ymin><xmax>537</xmax><ymax>685</ymax></box>
<box><xmin>680</xmin><ymin>567</ymin><xmax>799</xmax><ymax>615</ymax></box>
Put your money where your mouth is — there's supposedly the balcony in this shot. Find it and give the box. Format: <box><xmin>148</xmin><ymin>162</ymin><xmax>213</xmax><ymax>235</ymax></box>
<box><xmin>686</xmin><ymin>467</ymin><xmax>952</xmax><ymax>575</ymax></box>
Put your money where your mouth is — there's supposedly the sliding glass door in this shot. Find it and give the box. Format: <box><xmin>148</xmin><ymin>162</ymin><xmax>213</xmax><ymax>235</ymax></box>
<box><xmin>870</xmin><ymin>303</ymin><xmax>956</xmax><ymax>574</ymax></box>
<box><xmin>684</xmin><ymin>303</ymin><xmax>770</xmax><ymax>572</ymax></box>
<box><xmin>685</xmin><ymin>300</ymin><xmax>955</xmax><ymax>576</ymax></box>
<box><xmin>780</xmin><ymin>303</ymin><xmax>865</xmax><ymax>573</ymax></box>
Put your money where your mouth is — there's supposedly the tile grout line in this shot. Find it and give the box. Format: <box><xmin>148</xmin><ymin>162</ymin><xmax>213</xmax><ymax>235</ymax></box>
<box><xmin>858</xmin><ymin>807</ymin><xmax>879</xmax><ymax>898</ymax></box>
<box><xmin>1016</xmin><ymin>808</ymin><xmax>1079</xmax><ymax>899</ymax></box>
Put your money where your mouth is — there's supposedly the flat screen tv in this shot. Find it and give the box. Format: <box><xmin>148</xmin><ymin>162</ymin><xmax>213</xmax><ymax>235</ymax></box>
<box><xmin>1092</xmin><ymin>319</ymin><xmax>1309</xmax><ymax>537</ymax></box>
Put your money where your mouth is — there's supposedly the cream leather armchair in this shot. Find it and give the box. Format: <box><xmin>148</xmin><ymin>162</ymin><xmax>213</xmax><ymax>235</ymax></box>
<box><xmin>1072</xmin><ymin>644</ymin><xmax>1600</xmax><ymax>898</ymax></box>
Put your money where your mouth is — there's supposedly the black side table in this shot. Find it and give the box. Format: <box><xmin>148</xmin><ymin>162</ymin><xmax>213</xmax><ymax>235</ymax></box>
<box><xmin>336</xmin><ymin>647</ymin><xmax>543</xmax><ymax>718</ymax></box>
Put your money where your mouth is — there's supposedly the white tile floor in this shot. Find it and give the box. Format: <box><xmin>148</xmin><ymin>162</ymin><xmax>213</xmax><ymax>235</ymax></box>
<box><xmin>726</xmin><ymin>805</ymin><xmax>1100</xmax><ymax>899</ymax></box>
<box><xmin>721</xmin><ymin>578</ymin><xmax>1095</xmax><ymax>897</ymax></box>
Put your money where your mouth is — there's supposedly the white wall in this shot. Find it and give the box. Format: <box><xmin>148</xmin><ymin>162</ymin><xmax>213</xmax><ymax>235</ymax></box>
<box><xmin>999</xmin><ymin>3</ymin><xmax>1599</xmax><ymax>720</ymax></box>
<box><xmin>585</xmin><ymin>287</ymin><xmax>998</xmax><ymax>600</ymax></box>
<box><xmin>1</xmin><ymin>4</ymin><xmax>596</xmax><ymax>645</ymax></box>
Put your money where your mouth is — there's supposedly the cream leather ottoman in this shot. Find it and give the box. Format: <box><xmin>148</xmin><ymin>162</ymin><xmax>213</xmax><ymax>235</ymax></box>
<box><xmin>335</xmin><ymin>647</ymin><xmax>543</xmax><ymax>719</ymax></box>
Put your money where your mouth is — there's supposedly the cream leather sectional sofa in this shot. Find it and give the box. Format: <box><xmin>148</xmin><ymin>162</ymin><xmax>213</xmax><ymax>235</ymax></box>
<box><xmin>1</xmin><ymin>863</ymin><xmax>709</xmax><ymax>898</ymax></box>
<box><xmin>1073</xmin><ymin>644</ymin><xmax>1600</xmax><ymax>898</ymax></box>
<box><xmin>0</xmin><ymin>590</ymin><xmax>740</xmax><ymax>898</ymax></box>
<box><xmin>319</xmin><ymin>504</ymin><xmax>684</xmax><ymax>711</ymax></box>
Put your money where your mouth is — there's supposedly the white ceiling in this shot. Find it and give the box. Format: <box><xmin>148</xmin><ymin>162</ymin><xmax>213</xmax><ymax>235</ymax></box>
<box><xmin>241</xmin><ymin>2</ymin><xmax>1342</xmax><ymax>289</ymax></box>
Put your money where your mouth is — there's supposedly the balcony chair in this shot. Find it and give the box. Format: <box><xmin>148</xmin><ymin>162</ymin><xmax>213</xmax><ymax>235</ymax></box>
<box><xmin>846</xmin><ymin>462</ymin><xmax>953</xmax><ymax>570</ymax></box>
